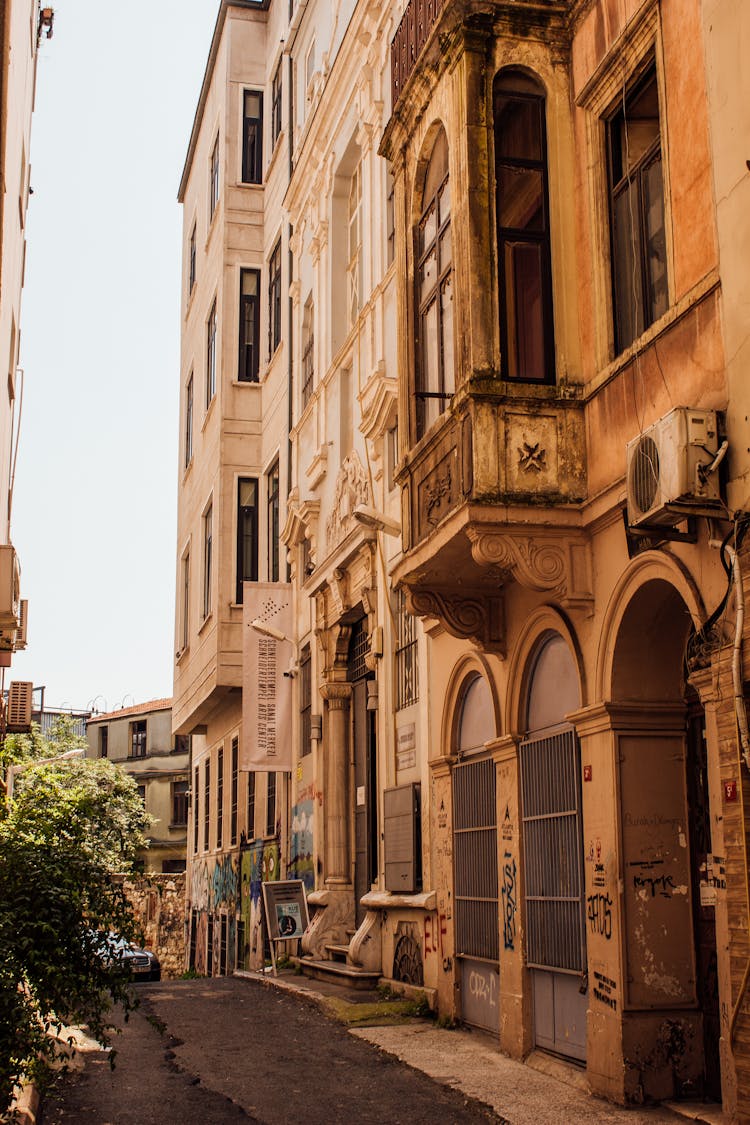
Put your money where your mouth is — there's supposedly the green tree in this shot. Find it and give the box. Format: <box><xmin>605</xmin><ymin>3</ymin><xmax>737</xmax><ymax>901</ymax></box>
<box><xmin>0</xmin><ymin>726</ymin><xmax>151</xmax><ymax>1113</ymax></box>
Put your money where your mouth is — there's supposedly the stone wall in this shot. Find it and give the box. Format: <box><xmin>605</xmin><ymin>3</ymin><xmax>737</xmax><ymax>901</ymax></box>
<box><xmin>122</xmin><ymin>873</ymin><xmax>186</xmax><ymax>979</ymax></box>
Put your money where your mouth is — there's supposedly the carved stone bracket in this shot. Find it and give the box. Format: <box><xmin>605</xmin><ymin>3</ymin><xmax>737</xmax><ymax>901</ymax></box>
<box><xmin>405</xmin><ymin>587</ymin><xmax>506</xmax><ymax>654</ymax></box>
<box><xmin>466</xmin><ymin>528</ymin><xmax>594</xmax><ymax>612</ymax></box>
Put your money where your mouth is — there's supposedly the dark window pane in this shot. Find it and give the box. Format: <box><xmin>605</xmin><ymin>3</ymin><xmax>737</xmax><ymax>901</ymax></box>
<box><xmin>494</xmin><ymin>74</ymin><xmax>554</xmax><ymax>383</ymax></box>
<box><xmin>239</xmin><ymin>269</ymin><xmax>260</xmax><ymax>382</ymax></box>
<box><xmin>237</xmin><ymin>478</ymin><xmax>258</xmax><ymax>602</ymax></box>
<box><xmin>612</xmin><ymin>183</ymin><xmax>643</xmax><ymax>348</ymax></box>
<box><xmin>494</xmin><ymin>94</ymin><xmax>542</xmax><ymax>162</ymax></box>
<box><xmin>497</xmin><ymin>166</ymin><xmax>544</xmax><ymax>232</ymax></box>
<box><xmin>242</xmin><ymin>91</ymin><xmax>263</xmax><ymax>184</ymax></box>
<box><xmin>504</xmin><ymin>241</ymin><xmax>546</xmax><ymax>381</ymax></box>
<box><xmin>644</xmin><ymin>154</ymin><xmax>668</xmax><ymax>323</ymax></box>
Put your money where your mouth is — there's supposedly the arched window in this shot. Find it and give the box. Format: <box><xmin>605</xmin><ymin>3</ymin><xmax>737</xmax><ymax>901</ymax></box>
<box><xmin>415</xmin><ymin>128</ymin><xmax>454</xmax><ymax>438</ymax></box>
<box><xmin>494</xmin><ymin>71</ymin><xmax>554</xmax><ymax>383</ymax></box>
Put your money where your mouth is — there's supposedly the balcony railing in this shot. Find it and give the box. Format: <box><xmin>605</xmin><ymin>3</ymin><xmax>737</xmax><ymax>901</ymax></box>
<box><xmin>391</xmin><ymin>0</ymin><xmax>448</xmax><ymax>109</ymax></box>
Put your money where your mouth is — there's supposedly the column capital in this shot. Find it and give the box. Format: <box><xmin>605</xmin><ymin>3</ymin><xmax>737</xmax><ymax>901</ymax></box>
<box><xmin>321</xmin><ymin>681</ymin><xmax>352</xmax><ymax>708</ymax></box>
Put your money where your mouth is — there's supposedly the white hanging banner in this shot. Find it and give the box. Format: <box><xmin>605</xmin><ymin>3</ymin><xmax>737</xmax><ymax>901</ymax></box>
<box><xmin>242</xmin><ymin>582</ymin><xmax>293</xmax><ymax>772</ymax></box>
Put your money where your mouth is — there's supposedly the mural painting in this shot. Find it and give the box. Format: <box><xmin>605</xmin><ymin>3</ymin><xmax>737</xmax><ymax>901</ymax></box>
<box><xmin>239</xmin><ymin>838</ymin><xmax>281</xmax><ymax>970</ymax></box>
<box><xmin>289</xmin><ymin>799</ymin><xmax>315</xmax><ymax>890</ymax></box>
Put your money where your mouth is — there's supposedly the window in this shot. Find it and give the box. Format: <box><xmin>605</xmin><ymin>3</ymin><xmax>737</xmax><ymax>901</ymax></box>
<box><xmin>494</xmin><ymin>71</ymin><xmax>555</xmax><ymax>382</ymax></box>
<box><xmin>189</xmin><ymin>224</ymin><xmax>197</xmax><ymax>294</ymax></box>
<box><xmin>347</xmin><ymin>161</ymin><xmax>363</xmax><ymax>327</ymax></box>
<box><xmin>216</xmin><ymin>746</ymin><xmax>224</xmax><ymax>849</ymax></box>
<box><xmin>238</xmin><ymin>269</ymin><xmax>261</xmax><ymax>381</ymax></box>
<box><xmin>301</xmin><ymin>297</ymin><xmax>314</xmax><ymax>407</ymax></box>
<box><xmin>305</xmin><ymin>40</ymin><xmax>315</xmax><ymax>89</ymax></box>
<box><xmin>174</xmin><ymin>734</ymin><xmax>191</xmax><ymax>755</ymax></box>
<box><xmin>395</xmin><ymin>590</ymin><xmax>418</xmax><ymax>709</ymax></box>
<box><xmin>386</xmin><ymin>167</ymin><xmax>395</xmax><ymax>268</ymax></box>
<box><xmin>300</xmin><ymin>644</ymin><xmax>311</xmax><ymax>757</ymax></box>
<box><xmin>386</xmin><ymin>422</ymin><xmax>398</xmax><ymax>492</ymax></box>
<box><xmin>266</xmin><ymin>772</ymin><xmax>277</xmax><ymax>837</ymax></box>
<box><xmin>267</xmin><ymin>461</ymin><xmax>280</xmax><ymax>582</ymax></box>
<box><xmin>203</xmin><ymin>757</ymin><xmax>210</xmax><ymax>851</ymax></box>
<box><xmin>236</xmin><ymin>478</ymin><xmax>258</xmax><ymax>603</ymax></box>
<box><xmin>184</xmin><ymin>373</ymin><xmax>193</xmax><ymax>468</ymax></box>
<box><xmin>130</xmin><ymin>719</ymin><xmax>147</xmax><ymax>759</ymax></box>
<box><xmin>209</xmin><ymin>134</ymin><xmax>220</xmax><ymax>221</ymax></box>
<box><xmin>271</xmin><ymin>63</ymin><xmax>282</xmax><ymax>147</ymax></box>
<box><xmin>242</xmin><ymin>91</ymin><xmax>263</xmax><ymax>184</ymax></box>
<box><xmin>247</xmin><ymin>770</ymin><xmax>256</xmax><ymax>839</ymax></box>
<box><xmin>415</xmin><ymin>128</ymin><xmax>454</xmax><ymax>438</ymax></box>
<box><xmin>268</xmin><ymin>240</ymin><xmax>282</xmax><ymax>355</ymax></box>
<box><xmin>203</xmin><ymin>504</ymin><xmax>213</xmax><ymax>619</ymax></box>
<box><xmin>206</xmin><ymin>301</ymin><xmax>217</xmax><ymax>407</ymax></box>
<box><xmin>180</xmin><ymin>550</ymin><xmax>190</xmax><ymax>651</ymax></box>
<box><xmin>137</xmin><ymin>784</ymin><xmax>146</xmax><ymax>804</ymax></box>
<box><xmin>607</xmin><ymin>63</ymin><xmax>667</xmax><ymax>353</ymax></box>
<box><xmin>99</xmin><ymin>726</ymin><xmax>108</xmax><ymax>759</ymax></box>
<box><xmin>193</xmin><ymin>765</ymin><xmax>200</xmax><ymax>853</ymax></box>
<box><xmin>172</xmin><ymin>780</ymin><xmax>189</xmax><ymax>826</ymax></box>
<box><xmin>230</xmin><ymin>737</ymin><xmax>239</xmax><ymax>845</ymax></box>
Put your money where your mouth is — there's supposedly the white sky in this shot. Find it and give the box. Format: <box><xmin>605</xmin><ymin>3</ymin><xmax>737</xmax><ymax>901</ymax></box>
<box><xmin>12</xmin><ymin>2</ymin><xmax>218</xmax><ymax>712</ymax></box>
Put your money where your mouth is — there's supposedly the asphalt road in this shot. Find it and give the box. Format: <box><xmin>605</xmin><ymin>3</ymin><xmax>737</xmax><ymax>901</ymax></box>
<box><xmin>40</xmin><ymin>977</ymin><xmax>504</xmax><ymax>1124</ymax></box>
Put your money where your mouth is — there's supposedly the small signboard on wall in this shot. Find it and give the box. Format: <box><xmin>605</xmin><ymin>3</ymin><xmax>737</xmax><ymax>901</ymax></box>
<box><xmin>262</xmin><ymin>880</ymin><xmax>310</xmax><ymax>973</ymax></box>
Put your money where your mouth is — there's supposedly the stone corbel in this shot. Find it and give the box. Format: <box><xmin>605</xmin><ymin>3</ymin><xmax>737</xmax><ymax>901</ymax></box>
<box><xmin>330</xmin><ymin>568</ymin><xmax>350</xmax><ymax>618</ymax></box>
<box><xmin>466</xmin><ymin>528</ymin><xmax>594</xmax><ymax>614</ymax></box>
<box><xmin>404</xmin><ymin>586</ymin><xmax>506</xmax><ymax>655</ymax></box>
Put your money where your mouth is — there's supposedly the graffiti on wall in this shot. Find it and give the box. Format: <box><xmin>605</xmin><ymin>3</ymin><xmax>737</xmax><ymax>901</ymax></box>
<box><xmin>239</xmin><ymin>838</ymin><xmax>280</xmax><ymax>971</ymax></box>
<box><xmin>501</xmin><ymin>851</ymin><xmax>517</xmax><ymax>951</ymax></box>
<box><xmin>289</xmin><ymin>799</ymin><xmax>315</xmax><ymax>891</ymax></box>
<box><xmin>191</xmin><ymin>854</ymin><xmax>239</xmax><ymax>913</ymax></box>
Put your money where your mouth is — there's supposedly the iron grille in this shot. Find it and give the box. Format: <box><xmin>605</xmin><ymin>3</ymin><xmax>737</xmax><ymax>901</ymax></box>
<box><xmin>519</xmin><ymin>727</ymin><xmax>585</xmax><ymax>974</ymax></box>
<box><xmin>348</xmin><ymin>619</ymin><xmax>371</xmax><ymax>682</ymax></box>
<box><xmin>396</xmin><ymin>590</ymin><xmax>418</xmax><ymax>709</ymax></box>
<box><xmin>453</xmin><ymin>758</ymin><xmax>499</xmax><ymax>962</ymax></box>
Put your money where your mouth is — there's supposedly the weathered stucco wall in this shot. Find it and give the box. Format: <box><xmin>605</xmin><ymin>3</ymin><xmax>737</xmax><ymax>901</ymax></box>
<box><xmin>123</xmin><ymin>874</ymin><xmax>186</xmax><ymax>979</ymax></box>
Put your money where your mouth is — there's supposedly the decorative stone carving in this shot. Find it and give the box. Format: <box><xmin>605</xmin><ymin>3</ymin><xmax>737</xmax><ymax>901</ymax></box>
<box><xmin>301</xmin><ymin>888</ymin><xmax>355</xmax><ymax>960</ymax></box>
<box><xmin>349</xmin><ymin>910</ymin><xmax>382</xmax><ymax>970</ymax></box>
<box><xmin>517</xmin><ymin>440</ymin><xmax>547</xmax><ymax>473</ymax></box>
<box><xmin>405</xmin><ymin>587</ymin><xmax>506</xmax><ymax>654</ymax></box>
<box><xmin>466</xmin><ymin>529</ymin><xmax>594</xmax><ymax>611</ymax></box>
<box><xmin>325</xmin><ymin>451</ymin><xmax>370</xmax><ymax>550</ymax></box>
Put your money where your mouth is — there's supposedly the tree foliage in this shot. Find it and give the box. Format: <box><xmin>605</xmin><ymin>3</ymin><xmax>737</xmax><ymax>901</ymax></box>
<box><xmin>0</xmin><ymin>720</ymin><xmax>151</xmax><ymax>1113</ymax></box>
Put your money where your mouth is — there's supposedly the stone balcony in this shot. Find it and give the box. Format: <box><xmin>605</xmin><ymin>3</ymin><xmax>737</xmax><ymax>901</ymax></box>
<box><xmin>393</xmin><ymin>386</ymin><xmax>593</xmax><ymax>652</ymax></box>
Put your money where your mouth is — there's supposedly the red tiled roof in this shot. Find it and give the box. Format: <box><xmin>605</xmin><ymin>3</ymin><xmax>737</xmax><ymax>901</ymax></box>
<box><xmin>87</xmin><ymin>698</ymin><xmax>172</xmax><ymax>724</ymax></box>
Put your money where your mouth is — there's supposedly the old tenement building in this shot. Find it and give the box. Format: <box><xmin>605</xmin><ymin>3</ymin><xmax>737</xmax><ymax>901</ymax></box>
<box><xmin>175</xmin><ymin>0</ymin><xmax>750</xmax><ymax>1116</ymax></box>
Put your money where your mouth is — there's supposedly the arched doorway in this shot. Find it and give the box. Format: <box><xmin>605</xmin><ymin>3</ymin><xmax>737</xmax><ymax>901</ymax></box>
<box><xmin>452</xmin><ymin>674</ymin><xmax>499</xmax><ymax>1033</ymax></box>
<box><xmin>520</xmin><ymin>631</ymin><xmax>586</xmax><ymax>1062</ymax></box>
<box><xmin>611</xmin><ymin>579</ymin><xmax>720</xmax><ymax>1100</ymax></box>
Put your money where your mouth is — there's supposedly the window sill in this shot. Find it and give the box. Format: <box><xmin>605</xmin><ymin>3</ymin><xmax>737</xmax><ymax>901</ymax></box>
<box><xmin>175</xmin><ymin>645</ymin><xmax>189</xmax><ymax>665</ymax></box>
<box><xmin>205</xmin><ymin>204</ymin><xmax>220</xmax><ymax>251</ymax></box>
<box><xmin>182</xmin><ymin>457</ymin><xmax>193</xmax><ymax>484</ymax></box>
<box><xmin>265</xmin><ymin>131</ymin><xmax>285</xmax><ymax>180</ymax></box>
<box><xmin>236</xmin><ymin>179</ymin><xmax>264</xmax><ymax>190</ymax></box>
<box><xmin>232</xmin><ymin>378</ymin><xmax>261</xmax><ymax>389</ymax></box>
<box><xmin>198</xmin><ymin>612</ymin><xmax>213</xmax><ymax>637</ymax></box>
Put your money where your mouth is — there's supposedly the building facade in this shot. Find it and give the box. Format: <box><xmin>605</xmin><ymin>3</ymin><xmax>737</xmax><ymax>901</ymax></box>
<box><xmin>176</xmin><ymin>0</ymin><xmax>750</xmax><ymax>1116</ymax></box>
<box><xmin>86</xmin><ymin>700</ymin><xmax>190</xmax><ymax>874</ymax></box>
<box><xmin>174</xmin><ymin>0</ymin><xmax>292</xmax><ymax>978</ymax></box>
<box><xmin>0</xmin><ymin>0</ymin><xmax>45</xmax><ymax>669</ymax></box>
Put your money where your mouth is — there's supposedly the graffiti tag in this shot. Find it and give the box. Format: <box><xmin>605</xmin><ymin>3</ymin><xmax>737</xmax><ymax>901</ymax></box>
<box><xmin>501</xmin><ymin>851</ymin><xmax>517</xmax><ymax>951</ymax></box>
<box><xmin>587</xmin><ymin>892</ymin><xmax>613</xmax><ymax>939</ymax></box>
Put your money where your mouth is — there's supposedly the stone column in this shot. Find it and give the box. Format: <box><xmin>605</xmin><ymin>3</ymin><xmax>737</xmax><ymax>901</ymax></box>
<box><xmin>321</xmin><ymin>681</ymin><xmax>352</xmax><ymax>886</ymax></box>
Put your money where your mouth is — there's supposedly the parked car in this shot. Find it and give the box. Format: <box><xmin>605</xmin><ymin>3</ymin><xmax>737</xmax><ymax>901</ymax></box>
<box><xmin>93</xmin><ymin>931</ymin><xmax>161</xmax><ymax>982</ymax></box>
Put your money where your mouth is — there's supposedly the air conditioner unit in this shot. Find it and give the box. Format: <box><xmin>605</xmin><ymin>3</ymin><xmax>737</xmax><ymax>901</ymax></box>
<box><xmin>7</xmin><ymin>680</ymin><xmax>33</xmax><ymax>732</ymax></box>
<box><xmin>0</xmin><ymin>545</ymin><xmax>20</xmax><ymax>628</ymax></box>
<box><xmin>626</xmin><ymin>408</ymin><xmax>723</xmax><ymax>529</ymax></box>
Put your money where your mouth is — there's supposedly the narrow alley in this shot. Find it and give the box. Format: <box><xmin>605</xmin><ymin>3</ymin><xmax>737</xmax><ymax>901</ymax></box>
<box><xmin>40</xmin><ymin>976</ymin><xmax>711</xmax><ymax>1125</ymax></box>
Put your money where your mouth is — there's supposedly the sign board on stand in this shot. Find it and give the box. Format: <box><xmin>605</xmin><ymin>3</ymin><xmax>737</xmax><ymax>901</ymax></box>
<box><xmin>262</xmin><ymin>879</ymin><xmax>310</xmax><ymax>975</ymax></box>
